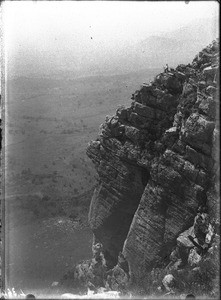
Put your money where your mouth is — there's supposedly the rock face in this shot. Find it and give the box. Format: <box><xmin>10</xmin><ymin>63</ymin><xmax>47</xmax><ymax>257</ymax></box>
<box><xmin>86</xmin><ymin>39</ymin><xmax>219</xmax><ymax>284</ymax></box>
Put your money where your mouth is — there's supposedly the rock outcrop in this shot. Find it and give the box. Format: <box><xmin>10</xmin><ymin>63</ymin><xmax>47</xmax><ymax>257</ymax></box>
<box><xmin>85</xmin><ymin>40</ymin><xmax>219</xmax><ymax>295</ymax></box>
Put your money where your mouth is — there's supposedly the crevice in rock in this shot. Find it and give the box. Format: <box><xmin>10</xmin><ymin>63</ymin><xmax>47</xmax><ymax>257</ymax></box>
<box><xmin>141</xmin><ymin>168</ymin><xmax>150</xmax><ymax>187</ymax></box>
<box><xmin>90</xmin><ymin>165</ymin><xmax>150</xmax><ymax>269</ymax></box>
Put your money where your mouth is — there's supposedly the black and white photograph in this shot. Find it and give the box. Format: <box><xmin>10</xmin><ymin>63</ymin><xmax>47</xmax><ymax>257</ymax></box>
<box><xmin>0</xmin><ymin>1</ymin><xmax>220</xmax><ymax>299</ymax></box>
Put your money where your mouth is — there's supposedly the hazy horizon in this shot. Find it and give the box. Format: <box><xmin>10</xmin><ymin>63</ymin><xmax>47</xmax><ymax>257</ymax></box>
<box><xmin>3</xmin><ymin>1</ymin><xmax>219</xmax><ymax>79</ymax></box>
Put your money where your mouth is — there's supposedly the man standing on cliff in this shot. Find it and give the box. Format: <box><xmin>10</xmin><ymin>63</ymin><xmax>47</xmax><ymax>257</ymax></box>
<box><xmin>164</xmin><ymin>64</ymin><xmax>169</xmax><ymax>73</ymax></box>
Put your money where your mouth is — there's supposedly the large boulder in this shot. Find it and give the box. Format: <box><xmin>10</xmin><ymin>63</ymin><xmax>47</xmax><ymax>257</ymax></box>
<box><xmin>182</xmin><ymin>113</ymin><xmax>215</xmax><ymax>155</ymax></box>
<box><xmin>162</xmin><ymin>274</ymin><xmax>176</xmax><ymax>292</ymax></box>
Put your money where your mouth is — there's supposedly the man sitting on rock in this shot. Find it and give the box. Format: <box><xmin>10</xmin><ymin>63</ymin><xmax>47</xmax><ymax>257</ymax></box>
<box><xmin>193</xmin><ymin>207</ymin><xmax>210</xmax><ymax>243</ymax></box>
<box><xmin>87</xmin><ymin>243</ymin><xmax>107</xmax><ymax>289</ymax></box>
<box><xmin>188</xmin><ymin>206</ymin><xmax>215</xmax><ymax>255</ymax></box>
<box><xmin>92</xmin><ymin>243</ymin><xmax>106</xmax><ymax>265</ymax></box>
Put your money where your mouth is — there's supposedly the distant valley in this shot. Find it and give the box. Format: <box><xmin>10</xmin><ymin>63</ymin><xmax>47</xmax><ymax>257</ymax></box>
<box><xmin>5</xmin><ymin>68</ymin><xmax>161</xmax><ymax>227</ymax></box>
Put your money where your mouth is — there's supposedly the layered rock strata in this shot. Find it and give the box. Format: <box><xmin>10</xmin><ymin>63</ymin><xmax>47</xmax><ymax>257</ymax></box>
<box><xmin>86</xmin><ymin>39</ymin><xmax>219</xmax><ymax>281</ymax></box>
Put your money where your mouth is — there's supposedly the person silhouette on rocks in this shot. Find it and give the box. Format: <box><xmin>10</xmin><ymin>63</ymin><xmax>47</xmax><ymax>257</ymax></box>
<box><xmin>164</xmin><ymin>64</ymin><xmax>169</xmax><ymax>73</ymax></box>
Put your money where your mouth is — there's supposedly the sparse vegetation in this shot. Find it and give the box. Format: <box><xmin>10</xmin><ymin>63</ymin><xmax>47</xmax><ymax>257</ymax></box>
<box><xmin>7</xmin><ymin>69</ymin><xmax>159</xmax><ymax>225</ymax></box>
<box><xmin>5</xmin><ymin>69</ymin><xmax>161</xmax><ymax>293</ymax></box>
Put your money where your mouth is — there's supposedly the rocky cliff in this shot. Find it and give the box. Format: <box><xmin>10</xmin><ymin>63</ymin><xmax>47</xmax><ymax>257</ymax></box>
<box><xmin>86</xmin><ymin>39</ymin><xmax>219</xmax><ymax>292</ymax></box>
<box><xmin>60</xmin><ymin>40</ymin><xmax>219</xmax><ymax>297</ymax></box>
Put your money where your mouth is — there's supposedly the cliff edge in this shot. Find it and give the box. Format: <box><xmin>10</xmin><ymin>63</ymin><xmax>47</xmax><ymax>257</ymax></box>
<box><xmin>86</xmin><ymin>39</ymin><xmax>219</xmax><ymax>294</ymax></box>
<box><xmin>60</xmin><ymin>40</ymin><xmax>219</xmax><ymax>298</ymax></box>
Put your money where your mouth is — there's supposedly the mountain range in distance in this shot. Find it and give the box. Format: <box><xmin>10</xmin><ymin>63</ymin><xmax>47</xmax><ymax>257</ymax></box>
<box><xmin>7</xmin><ymin>17</ymin><xmax>218</xmax><ymax>80</ymax></box>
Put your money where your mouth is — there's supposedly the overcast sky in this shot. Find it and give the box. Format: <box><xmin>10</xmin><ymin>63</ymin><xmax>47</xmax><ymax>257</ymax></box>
<box><xmin>4</xmin><ymin>1</ymin><xmax>218</xmax><ymax>50</ymax></box>
<box><xmin>2</xmin><ymin>1</ymin><xmax>219</xmax><ymax>79</ymax></box>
